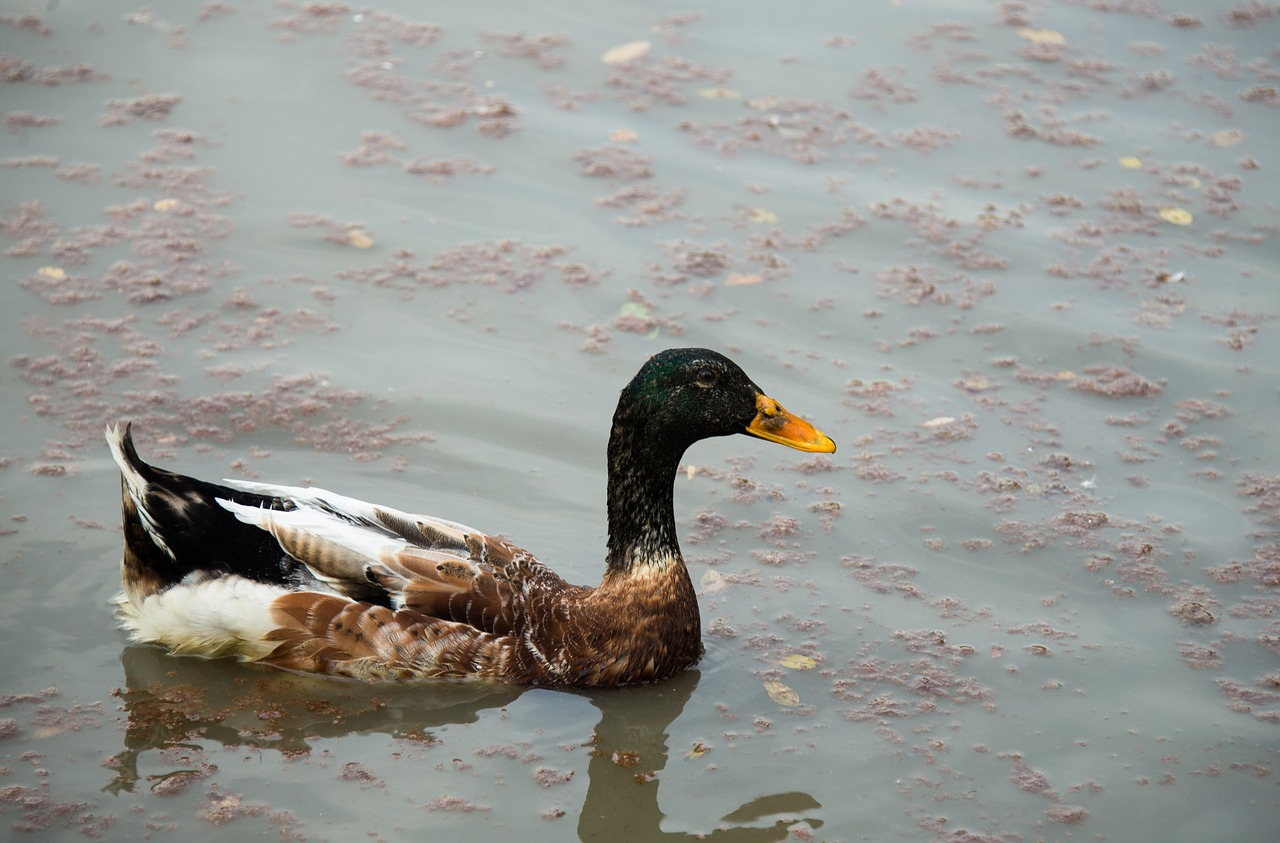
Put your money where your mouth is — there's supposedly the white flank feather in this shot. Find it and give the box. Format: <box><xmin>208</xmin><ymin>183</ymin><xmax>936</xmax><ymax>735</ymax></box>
<box><xmin>114</xmin><ymin>576</ymin><xmax>284</xmax><ymax>660</ymax></box>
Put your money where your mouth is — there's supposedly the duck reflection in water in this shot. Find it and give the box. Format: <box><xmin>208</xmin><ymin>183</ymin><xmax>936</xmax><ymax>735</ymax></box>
<box><xmin>107</xmin><ymin>646</ymin><xmax>822</xmax><ymax>840</ymax></box>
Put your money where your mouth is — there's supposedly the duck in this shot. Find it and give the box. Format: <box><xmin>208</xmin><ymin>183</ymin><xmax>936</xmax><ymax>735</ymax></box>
<box><xmin>106</xmin><ymin>347</ymin><xmax>836</xmax><ymax>687</ymax></box>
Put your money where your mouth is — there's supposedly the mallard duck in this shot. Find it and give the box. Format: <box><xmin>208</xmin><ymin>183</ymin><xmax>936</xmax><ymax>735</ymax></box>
<box><xmin>106</xmin><ymin>348</ymin><xmax>836</xmax><ymax>687</ymax></box>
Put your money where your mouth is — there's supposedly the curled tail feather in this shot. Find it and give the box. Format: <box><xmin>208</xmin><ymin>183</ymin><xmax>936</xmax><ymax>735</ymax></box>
<box><xmin>107</xmin><ymin>423</ymin><xmax>186</xmax><ymax>604</ymax></box>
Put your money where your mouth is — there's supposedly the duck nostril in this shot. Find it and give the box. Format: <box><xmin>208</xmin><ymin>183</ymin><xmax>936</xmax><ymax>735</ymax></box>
<box><xmin>755</xmin><ymin>395</ymin><xmax>781</xmax><ymax>417</ymax></box>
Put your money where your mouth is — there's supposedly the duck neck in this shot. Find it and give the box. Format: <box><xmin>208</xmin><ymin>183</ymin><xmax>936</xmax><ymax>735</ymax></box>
<box><xmin>604</xmin><ymin>420</ymin><xmax>684</xmax><ymax>578</ymax></box>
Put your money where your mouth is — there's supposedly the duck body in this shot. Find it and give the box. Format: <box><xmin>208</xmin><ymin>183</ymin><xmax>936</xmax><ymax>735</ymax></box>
<box><xmin>107</xmin><ymin>348</ymin><xmax>835</xmax><ymax>687</ymax></box>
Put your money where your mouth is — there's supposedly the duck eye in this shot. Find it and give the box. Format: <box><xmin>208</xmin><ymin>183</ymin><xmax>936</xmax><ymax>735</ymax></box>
<box><xmin>695</xmin><ymin>367</ymin><xmax>716</xmax><ymax>387</ymax></box>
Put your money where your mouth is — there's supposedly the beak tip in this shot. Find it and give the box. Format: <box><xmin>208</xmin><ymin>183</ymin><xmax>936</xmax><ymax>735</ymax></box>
<box><xmin>806</xmin><ymin>433</ymin><xmax>837</xmax><ymax>454</ymax></box>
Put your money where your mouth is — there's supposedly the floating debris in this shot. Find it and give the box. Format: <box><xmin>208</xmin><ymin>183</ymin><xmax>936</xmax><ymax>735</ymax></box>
<box><xmin>601</xmin><ymin>40</ymin><xmax>651</xmax><ymax>65</ymax></box>
<box><xmin>1016</xmin><ymin>28</ymin><xmax>1065</xmax><ymax>45</ymax></box>
<box><xmin>778</xmin><ymin>654</ymin><xmax>818</xmax><ymax>670</ymax></box>
<box><xmin>685</xmin><ymin>740</ymin><xmax>711</xmax><ymax>759</ymax></box>
<box><xmin>1210</xmin><ymin>128</ymin><xmax>1246</xmax><ymax>146</ymax></box>
<box><xmin>699</xmin><ymin>569</ymin><xmax>726</xmax><ymax>594</ymax></box>
<box><xmin>764</xmin><ymin>680</ymin><xmax>802</xmax><ymax>707</ymax></box>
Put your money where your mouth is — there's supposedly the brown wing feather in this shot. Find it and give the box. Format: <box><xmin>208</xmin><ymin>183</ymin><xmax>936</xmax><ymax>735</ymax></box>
<box><xmin>232</xmin><ymin>500</ymin><xmax>572</xmax><ymax>638</ymax></box>
<box><xmin>264</xmin><ymin>592</ymin><xmax>529</xmax><ymax>682</ymax></box>
<box><xmin>376</xmin><ymin>532</ymin><xmax>576</xmax><ymax>637</ymax></box>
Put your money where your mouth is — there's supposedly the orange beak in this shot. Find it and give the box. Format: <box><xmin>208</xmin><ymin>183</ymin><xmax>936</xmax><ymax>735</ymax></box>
<box><xmin>745</xmin><ymin>394</ymin><xmax>836</xmax><ymax>453</ymax></box>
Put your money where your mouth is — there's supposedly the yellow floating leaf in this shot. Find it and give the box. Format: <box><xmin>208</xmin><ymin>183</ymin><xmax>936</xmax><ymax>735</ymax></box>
<box><xmin>745</xmin><ymin>95</ymin><xmax>784</xmax><ymax>111</ymax></box>
<box><xmin>1056</xmin><ymin>370</ymin><xmax>1077</xmax><ymax>381</ymax></box>
<box><xmin>348</xmin><ymin>228</ymin><xmax>375</xmax><ymax>249</ymax></box>
<box><xmin>1118</xmin><ymin>156</ymin><xmax>1143</xmax><ymax>169</ymax></box>
<box><xmin>1210</xmin><ymin>128</ymin><xmax>1245</xmax><ymax>147</ymax></box>
<box><xmin>601</xmin><ymin>40</ymin><xmax>651</xmax><ymax>65</ymax></box>
<box><xmin>959</xmin><ymin>374</ymin><xmax>993</xmax><ymax>392</ymax></box>
<box><xmin>685</xmin><ymin>741</ymin><xmax>711</xmax><ymax>759</ymax></box>
<box><xmin>725</xmin><ymin>273</ymin><xmax>763</xmax><ymax>286</ymax></box>
<box><xmin>1017</xmin><ymin>28</ymin><xmax>1065</xmax><ymax>45</ymax></box>
<box><xmin>36</xmin><ymin>266</ymin><xmax>66</xmax><ymax>280</ymax></box>
<box><xmin>153</xmin><ymin>198</ymin><xmax>180</xmax><ymax>211</ymax></box>
<box><xmin>778</xmin><ymin>653</ymin><xmax>817</xmax><ymax>670</ymax></box>
<box><xmin>1158</xmin><ymin>207</ymin><xmax>1193</xmax><ymax>226</ymax></box>
<box><xmin>921</xmin><ymin>416</ymin><xmax>956</xmax><ymax>429</ymax></box>
<box><xmin>764</xmin><ymin>680</ymin><xmax>801</xmax><ymax>707</ymax></box>
<box><xmin>743</xmin><ymin>206</ymin><xmax>778</xmax><ymax>224</ymax></box>
<box><xmin>698</xmin><ymin>87</ymin><xmax>741</xmax><ymax>100</ymax></box>
<box><xmin>609</xmin><ymin>128</ymin><xmax>637</xmax><ymax>143</ymax></box>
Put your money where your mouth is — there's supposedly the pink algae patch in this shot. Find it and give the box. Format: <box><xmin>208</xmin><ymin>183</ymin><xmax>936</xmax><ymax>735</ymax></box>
<box><xmin>1070</xmin><ymin>365</ymin><xmax>1163</xmax><ymax>398</ymax></box>
<box><xmin>1045</xmin><ymin>804</ymin><xmax>1090</xmax><ymax>824</ymax></box>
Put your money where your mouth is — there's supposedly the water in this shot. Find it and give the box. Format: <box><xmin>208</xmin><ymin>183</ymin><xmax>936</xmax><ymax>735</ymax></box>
<box><xmin>1</xmin><ymin>1</ymin><xmax>1277</xmax><ymax>840</ymax></box>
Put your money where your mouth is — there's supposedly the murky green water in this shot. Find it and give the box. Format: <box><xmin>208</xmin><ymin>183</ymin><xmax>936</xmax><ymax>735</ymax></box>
<box><xmin>2</xmin><ymin>1</ymin><xmax>1277</xmax><ymax>840</ymax></box>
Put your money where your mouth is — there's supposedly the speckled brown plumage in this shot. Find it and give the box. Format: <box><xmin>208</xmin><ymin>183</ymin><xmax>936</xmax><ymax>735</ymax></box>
<box><xmin>107</xmin><ymin>348</ymin><xmax>835</xmax><ymax>687</ymax></box>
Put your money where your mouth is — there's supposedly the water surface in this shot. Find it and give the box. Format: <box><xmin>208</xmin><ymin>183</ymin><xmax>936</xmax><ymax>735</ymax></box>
<box><xmin>1</xmin><ymin>1</ymin><xmax>1277</xmax><ymax>841</ymax></box>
